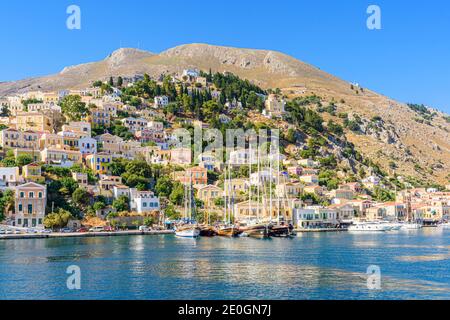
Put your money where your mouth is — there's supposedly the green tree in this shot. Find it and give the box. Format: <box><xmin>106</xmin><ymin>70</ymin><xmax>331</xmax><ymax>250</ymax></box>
<box><xmin>155</xmin><ymin>176</ymin><xmax>173</xmax><ymax>197</ymax></box>
<box><xmin>44</xmin><ymin>209</ymin><xmax>73</xmax><ymax>231</ymax></box>
<box><xmin>169</xmin><ymin>182</ymin><xmax>185</xmax><ymax>206</ymax></box>
<box><xmin>117</xmin><ymin>76</ymin><xmax>123</xmax><ymax>87</ymax></box>
<box><xmin>0</xmin><ymin>189</ymin><xmax>15</xmax><ymax>221</ymax></box>
<box><xmin>72</xmin><ymin>188</ymin><xmax>90</xmax><ymax>208</ymax></box>
<box><xmin>0</xmin><ymin>105</ymin><xmax>11</xmax><ymax>117</ymax></box>
<box><xmin>60</xmin><ymin>95</ymin><xmax>88</xmax><ymax>121</ymax></box>
<box><xmin>373</xmin><ymin>187</ymin><xmax>395</xmax><ymax>202</ymax></box>
<box><xmin>93</xmin><ymin>201</ymin><xmax>106</xmax><ymax>211</ymax></box>
<box><xmin>202</xmin><ymin>100</ymin><xmax>221</xmax><ymax>120</ymax></box>
<box><xmin>59</xmin><ymin>177</ymin><xmax>79</xmax><ymax>196</ymax></box>
<box><xmin>164</xmin><ymin>204</ymin><xmax>181</xmax><ymax>220</ymax></box>
<box><xmin>285</xmin><ymin>128</ymin><xmax>296</xmax><ymax>143</ymax></box>
<box><xmin>143</xmin><ymin>217</ymin><xmax>155</xmax><ymax>227</ymax></box>
<box><xmin>112</xmin><ymin>195</ymin><xmax>130</xmax><ymax>212</ymax></box>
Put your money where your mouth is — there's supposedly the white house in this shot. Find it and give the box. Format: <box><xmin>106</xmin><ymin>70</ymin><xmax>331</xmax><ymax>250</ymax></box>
<box><xmin>250</xmin><ymin>170</ymin><xmax>275</xmax><ymax>186</ymax></box>
<box><xmin>147</xmin><ymin>121</ymin><xmax>164</xmax><ymax>131</ymax></box>
<box><xmin>121</xmin><ymin>117</ymin><xmax>148</xmax><ymax>133</ymax></box>
<box><xmin>263</xmin><ymin>94</ymin><xmax>286</xmax><ymax>118</ymax></box>
<box><xmin>182</xmin><ymin>69</ymin><xmax>199</xmax><ymax>78</ymax></box>
<box><xmin>154</xmin><ymin>96</ymin><xmax>169</xmax><ymax>108</ymax></box>
<box><xmin>130</xmin><ymin>189</ymin><xmax>160</xmax><ymax>214</ymax></box>
<box><xmin>299</xmin><ymin>174</ymin><xmax>319</xmax><ymax>184</ymax></box>
<box><xmin>0</xmin><ymin>167</ymin><xmax>21</xmax><ymax>187</ymax></box>
<box><xmin>113</xmin><ymin>185</ymin><xmax>130</xmax><ymax>199</ymax></box>
<box><xmin>293</xmin><ymin>206</ymin><xmax>338</xmax><ymax>229</ymax></box>
<box><xmin>229</xmin><ymin>149</ymin><xmax>257</xmax><ymax>166</ymax></box>
<box><xmin>298</xmin><ymin>159</ymin><xmax>319</xmax><ymax>168</ymax></box>
<box><xmin>62</xmin><ymin>122</ymin><xmax>92</xmax><ymax>137</ymax></box>
<box><xmin>78</xmin><ymin>137</ymin><xmax>97</xmax><ymax>155</ymax></box>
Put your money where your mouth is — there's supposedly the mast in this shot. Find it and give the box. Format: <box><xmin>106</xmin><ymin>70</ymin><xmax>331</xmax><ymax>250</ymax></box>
<box><xmin>228</xmin><ymin>163</ymin><xmax>232</xmax><ymax>225</ymax></box>
<box><xmin>190</xmin><ymin>173</ymin><xmax>195</xmax><ymax>222</ymax></box>
<box><xmin>248</xmin><ymin>142</ymin><xmax>252</xmax><ymax>222</ymax></box>
<box><xmin>184</xmin><ymin>171</ymin><xmax>188</xmax><ymax>220</ymax></box>
<box><xmin>224</xmin><ymin>164</ymin><xmax>228</xmax><ymax>224</ymax></box>
<box><xmin>269</xmin><ymin>150</ymin><xmax>273</xmax><ymax>221</ymax></box>
<box><xmin>257</xmin><ymin>142</ymin><xmax>260</xmax><ymax>222</ymax></box>
<box><xmin>277</xmin><ymin>148</ymin><xmax>280</xmax><ymax>223</ymax></box>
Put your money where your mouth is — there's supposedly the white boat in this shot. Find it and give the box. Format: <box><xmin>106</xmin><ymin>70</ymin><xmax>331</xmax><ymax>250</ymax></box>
<box><xmin>175</xmin><ymin>173</ymin><xmax>200</xmax><ymax>238</ymax></box>
<box><xmin>382</xmin><ymin>222</ymin><xmax>402</xmax><ymax>231</ymax></box>
<box><xmin>348</xmin><ymin>222</ymin><xmax>391</xmax><ymax>232</ymax></box>
<box><xmin>175</xmin><ymin>226</ymin><xmax>200</xmax><ymax>238</ymax></box>
<box><xmin>439</xmin><ymin>222</ymin><xmax>450</xmax><ymax>229</ymax></box>
<box><xmin>400</xmin><ymin>223</ymin><xmax>423</xmax><ymax>230</ymax></box>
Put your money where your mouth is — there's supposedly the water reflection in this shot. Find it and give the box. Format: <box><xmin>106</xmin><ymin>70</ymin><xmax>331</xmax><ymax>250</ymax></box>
<box><xmin>1</xmin><ymin>230</ymin><xmax>450</xmax><ymax>300</ymax></box>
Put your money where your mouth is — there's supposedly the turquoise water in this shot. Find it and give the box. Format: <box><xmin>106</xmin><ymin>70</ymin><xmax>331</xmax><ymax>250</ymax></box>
<box><xmin>1</xmin><ymin>228</ymin><xmax>450</xmax><ymax>300</ymax></box>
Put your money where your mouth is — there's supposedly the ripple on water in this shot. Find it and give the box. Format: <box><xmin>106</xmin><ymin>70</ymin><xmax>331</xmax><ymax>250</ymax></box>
<box><xmin>1</xmin><ymin>231</ymin><xmax>450</xmax><ymax>300</ymax></box>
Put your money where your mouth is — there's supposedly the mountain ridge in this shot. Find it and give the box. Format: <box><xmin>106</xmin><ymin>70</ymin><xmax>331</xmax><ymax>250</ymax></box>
<box><xmin>0</xmin><ymin>43</ymin><xmax>448</xmax><ymax>185</ymax></box>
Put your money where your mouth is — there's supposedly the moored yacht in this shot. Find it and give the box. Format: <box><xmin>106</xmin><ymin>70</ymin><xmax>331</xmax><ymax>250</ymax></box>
<box><xmin>217</xmin><ymin>225</ymin><xmax>241</xmax><ymax>237</ymax></box>
<box><xmin>439</xmin><ymin>222</ymin><xmax>450</xmax><ymax>229</ymax></box>
<box><xmin>175</xmin><ymin>225</ymin><xmax>201</xmax><ymax>238</ymax></box>
<box><xmin>239</xmin><ymin>223</ymin><xmax>270</xmax><ymax>239</ymax></box>
<box><xmin>400</xmin><ymin>223</ymin><xmax>423</xmax><ymax>230</ymax></box>
<box><xmin>348</xmin><ymin>222</ymin><xmax>391</xmax><ymax>232</ymax></box>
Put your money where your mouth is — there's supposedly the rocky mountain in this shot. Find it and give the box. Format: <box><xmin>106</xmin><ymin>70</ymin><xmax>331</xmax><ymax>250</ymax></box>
<box><xmin>0</xmin><ymin>43</ymin><xmax>449</xmax><ymax>185</ymax></box>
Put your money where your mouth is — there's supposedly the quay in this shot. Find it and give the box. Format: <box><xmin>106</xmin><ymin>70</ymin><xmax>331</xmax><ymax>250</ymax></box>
<box><xmin>0</xmin><ymin>230</ymin><xmax>175</xmax><ymax>240</ymax></box>
<box><xmin>295</xmin><ymin>228</ymin><xmax>348</xmax><ymax>233</ymax></box>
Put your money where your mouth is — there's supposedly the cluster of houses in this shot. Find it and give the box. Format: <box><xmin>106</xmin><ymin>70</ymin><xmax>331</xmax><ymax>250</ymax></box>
<box><xmin>0</xmin><ymin>70</ymin><xmax>449</xmax><ymax>231</ymax></box>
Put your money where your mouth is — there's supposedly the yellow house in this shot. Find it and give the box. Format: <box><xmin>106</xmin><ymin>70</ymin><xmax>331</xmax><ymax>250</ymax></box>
<box><xmin>72</xmin><ymin>172</ymin><xmax>88</xmax><ymax>188</ymax></box>
<box><xmin>16</xmin><ymin>112</ymin><xmax>52</xmax><ymax>132</ymax></box>
<box><xmin>197</xmin><ymin>185</ymin><xmax>223</xmax><ymax>209</ymax></box>
<box><xmin>86</xmin><ymin>152</ymin><xmax>113</xmax><ymax>175</ymax></box>
<box><xmin>234</xmin><ymin>199</ymin><xmax>294</xmax><ymax>221</ymax></box>
<box><xmin>303</xmin><ymin>185</ymin><xmax>323</xmax><ymax>196</ymax></box>
<box><xmin>224</xmin><ymin>178</ymin><xmax>250</xmax><ymax>194</ymax></box>
<box><xmin>97</xmin><ymin>133</ymin><xmax>123</xmax><ymax>154</ymax></box>
<box><xmin>99</xmin><ymin>176</ymin><xmax>122</xmax><ymax>191</ymax></box>
<box><xmin>329</xmin><ymin>189</ymin><xmax>355</xmax><ymax>200</ymax></box>
<box><xmin>22</xmin><ymin>163</ymin><xmax>45</xmax><ymax>183</ymax></box>
<box><xmin>62</xmin><ymin>122</ymin><xmax>91</xmax><ymax>137</ymax></box>
<box><xmin>40</xmin><ymin>147</ymin><xmax>82</xmax><ymax>165</ymax></box>
<box><xmin>276</xmin><ymin>182</ymin><xmax>303</xmax><ymax>199</ymax></box>
<box><xmin>39</xmin><ymin>133</ymin><xmax>64</xmax><ymax>150</ymax></box>
<box><xmin>42</xmin><ymin>92</ymin><xmax>60</xmax><ymax>104</ymax></box>
<box><xmin>14</xmin><ymin>148</ymin><xmax>41</xmax><ymax>163</ymax></box>
<box><xmin>90</xmin><ymin>107</ymin><xmax>111</xmax><ymax>127</ymax></box>
<box><xmin>264</xmin><ymin>94</ymin><xmax>286</xmax><ymax>118</ymax></box>
<box><xmin>0</xmin><ymin>128</ymin><xmax>40</xmax><ymax>150</ymax></box>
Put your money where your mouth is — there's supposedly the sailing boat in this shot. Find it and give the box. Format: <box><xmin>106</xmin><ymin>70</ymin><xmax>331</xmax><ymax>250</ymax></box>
<box><xmin>267</xmin><ymin>141</ymin><xmax>293</xmax><ymax>238</ymax></box>
<box><xmin>175</xmin><ymin>173</ymin><xmax>200</xmax><ymax>238</ymax></box>
<box><xmin>237</xmin><ymin>142</ymin><xmax>271</xmax><ymax>239</ymax></box>
<box><xmin>217</xmin><ymin>161</ymin><xmax>241</xmax><ymax>237</ymax></box>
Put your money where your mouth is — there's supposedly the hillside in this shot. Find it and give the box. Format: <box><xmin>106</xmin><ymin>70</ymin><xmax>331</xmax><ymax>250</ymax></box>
<box><xmin>0</xmin><ymin>43</ymin><xmax>448</xmax><ymax>185</ymax></box>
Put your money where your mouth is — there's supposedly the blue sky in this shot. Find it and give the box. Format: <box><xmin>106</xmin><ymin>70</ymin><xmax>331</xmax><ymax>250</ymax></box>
<box><xmin>0</xmin><ymin>0</ymin><xmax>449</xmax><ymax>113</ymax></box>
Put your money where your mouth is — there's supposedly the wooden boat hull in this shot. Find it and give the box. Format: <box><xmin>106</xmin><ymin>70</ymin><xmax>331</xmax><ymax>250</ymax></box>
<box><xmin>247</xmin><ymin>228</ymin><xmax>270</xmax><ymax>239</ymax></box>
<box><xmin>217</xmin><ymin>227</ymin><xmax>241</xmax><ymax>237</ymax></box>
<box><xmin>240</xmin><ymin>224</ymin><xmax>270</xmax><ymax>239</ymax></box>
<box><xmin>269</xmin><ymin>225</ymin><xmax>291</xmax><ymax>237</ymax></box>
<box><xmin>199</xmin><ymin>227</ymin><xmax>218</xmax><ymax>237</ymax></box>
